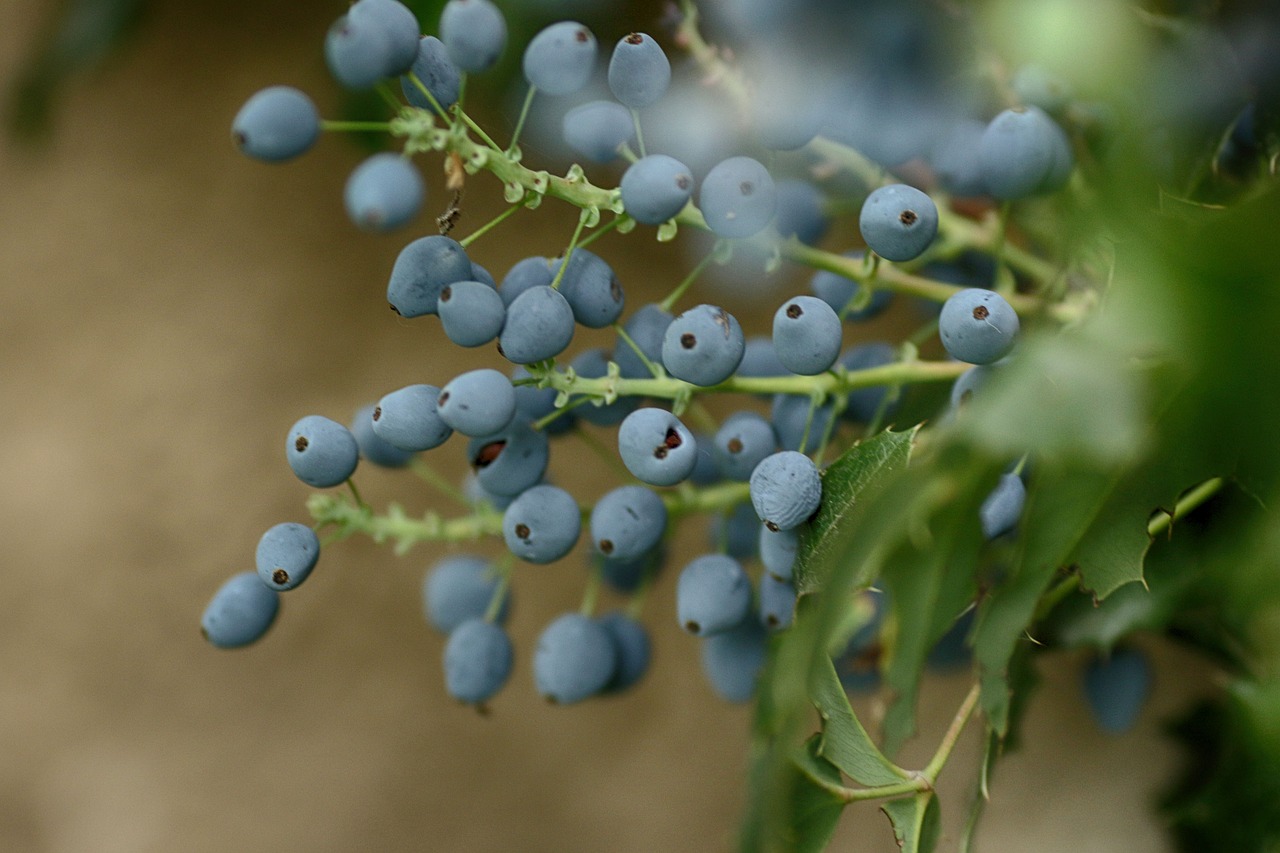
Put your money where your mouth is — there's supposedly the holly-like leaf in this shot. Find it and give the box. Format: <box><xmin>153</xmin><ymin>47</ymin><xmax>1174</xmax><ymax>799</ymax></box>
<box><xmin>739</xmin><ymin>735</ymin><xmax>847</xmax><ymax>853</ymax></box>
<box><xmin>794</xmin><ymin>427</ymin><xmax>918</xmax><ymax>595</ymax></box>
<box><xmin>881</xmin><ymin>793</ymin><xmax>941</xmax><ymax>853</ymax></box>
<box><xmin>811</xmin><ymin>655</ymin><xmax>908</xmax><ymax>787</ymax></box>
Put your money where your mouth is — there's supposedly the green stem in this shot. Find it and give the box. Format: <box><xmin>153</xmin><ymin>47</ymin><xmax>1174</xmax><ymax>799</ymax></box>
<box><xmin>484</xmin><ymin>554</ymin><xmax>514</xmax><ymax>623</ymax></box>
<box><xmin>576</xmin><ymin>215</ymin><xmax>622</xmax><ymax>251</ymax></box>
<box><xmin>507</xmin><ymin>85</ymin><xmax>537</xmax><ymax>155</ymax></box>
<box><xmin>580</xmin><ymin>559</ymin><xmax>603</xmax><ymax>617</ymax></box>
<box><xmin>922</xmin><ymin>683</ymin><xmax>981</xmax><ymax>782</ymax></box>
<box><xmin>549</xmin><ymin>210</ymin><xmax>591</xmax><ymax>291</ymax></box>
<box><xmin>407</xmin><ymin>73</ymin><xmax>454</xmax><ymax>124</ymax></box>
<box><xmin>374</xmin><ymin>81</ymin><xmax>404</xmax><ymax>112</ymax></box>
<box><xmin>456</xmin><ymin>108</ymin><xmax>503</xmax><ymax>153</ymax></box>
<box><xmin>459</xmin><ymin>203</ymin><xmax>522</xmax><ymax>248</ymax></box>
<box><xmin>613</xmin><ymin>324</ymin><xmax>663</xmax><ymax>378</ymax></box>
<box><xmin>347</xmin><ymin>478</ymin><xmax>367</xmax><ymax>509</ymax></box>
<box><xmin>631</xmin><ymin>107</ymin><xmax>647</xmax><ymax>159</ymax></box>
<box><xmin>321</xmin><ymin>120</ymin><xmax>394</xmax><ymax>133</ymax></box>
<box><xmin>409</xmin><ymin>458</ymin><xmax>470</xmax><ymax>507</ymax></box>
<box><xmin>1149</xmin><ymin>477</ymin><xmax>1224</xmax><ymax>537</ymax></box>
<box><xmin>659</xmin><ymin>247</ymin><xmax>719</xmax><ymax>312</ymax></box>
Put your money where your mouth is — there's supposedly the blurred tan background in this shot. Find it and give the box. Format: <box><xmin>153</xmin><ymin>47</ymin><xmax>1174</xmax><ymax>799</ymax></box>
<box><xmin>0</xmin><ymin>2</ymin><xmax>1218</xmax><ymax>851</ymax></box>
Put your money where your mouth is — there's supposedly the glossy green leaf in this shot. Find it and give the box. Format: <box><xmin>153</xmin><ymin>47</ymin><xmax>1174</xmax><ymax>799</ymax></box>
<box><xmin>881</xmin><ymin>793</ymin><xmax>941</xmax><ymax>853</ymax></box>
<box><xmin>811</xmin><ymin>655</ymin><xmax>908</xmax><ymax>787</ymax></box>
<box><xmin>739</xmin><ymin>735</ymin><xmax>846</xmax><ymax>853</ymax></box>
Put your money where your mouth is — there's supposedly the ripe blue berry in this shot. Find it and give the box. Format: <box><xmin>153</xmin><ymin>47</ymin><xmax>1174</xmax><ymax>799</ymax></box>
<box><xmin>759</xmin><ymin>524</ymin><xmax>798</xmax><ymax>581</ymax></box>
<box><xmin>599</xmin><ymin>611</ymin><xmax>651</xmax><ymax>693</ymax></box>
<box><xmin>939</xmin><ymin>288</ymin><xmax>1020</xmax><ymax>365</ymax></box>
<box><xmin>612</xmin><ymin>303</ymin><xmax>672</xmax><ymax>379</ymax></box>
<box><xmin>350</xmin><ymin>0</ymin><xmax>420</xmax><ymax>76</ymax></box>
<box><xmin>759</xmin><ymin>573</ymin><xmax>797</xmax><ymax>631</ymax></box>
<box><xmin>287</xmin><ymin>415</ymin><xmax>359</xmax><ymax>488</ymax></box>
<box><xmin>498</xmin><ymin>256</ymin><xmax>554</xmax><ymax>307</ymax></box>
<box><xmin>772</xmin><ymin>295</ymin><xmax>842</xmax><ymax>375</ymax></box>
<box><xmin>713</xmin><ymin>412</ymin><xmax>778</xmax><ymax>482</ymax></box>
<box><xmin>423</xmin><ymin>555</ymin><xmax>509</xmax><ymax>633</ymax></box>
<box><xmin>618</xmin><ymin>408</ymin><xmax>697</xmax><ymax>487</ymax></box>
<box><xmin>231</xmin><ymin>86</ymin><xmax>320</xmax><ymax>163</ymax></box>
<box><xmin>590</xmin><ymin>485</ymin><xmax>667</xmax><ymax>561</ymax></box>
<box><xmin>344</xmin><ymin>153</ymin><xmax>424</xmax><ymax>232</ymax></box>
<box><xmin>256</xmin><ymin>522</ymin><xmax>321</xmax><ymax>591</ymax></box>
<box><xmin>437</xmin><ymin>369</ymin><xmax>516</xmax><ymax>437</ymax></box>
<box><xmin>401</xmin><ymin>36</ymin><xmax>460</xmax><ymax>114</ymax></box>
<box><xmin>608</xmin><ymin>33</ymin><xmax>671</xmax><ymax>109</ymax></box>
<box><xmin>437</xmin><ymin>280</ymin><xmax>506</xmax><ymax>347</ymax></box>
<box><xmin>1082</xmin><ymin>647</ymin><xmax>1152</xmax><ymax>734</ymax></box>
<box><xmin>387</xmin><ymin>235</ymin><xmax>471</xmax><ymax>318</ymax></box>
<box><xmin>372</xmin><ymin>384</ymin><xmax>452</xmax><ymax>452</ymax></box>
<box><xmin>202</xmin><ymin>572</ymin><xmax>280</xmax><ymax>649</ymax></box>
<box><xmin>551</xmin><ymin>249</ymin><xmax>624</xmax><ymax>328</ymax></box>
<box><xmin>859</xmin><ymin>184</ymin><xmax>938</xmax><ymax>262</ymax></box>
<box><xmin>709</xmin><ymin>502</ymin><xmax>762</xmax><ymax>560</ymax></box>
<box><xmin>839</xmin><ymin>342</ymin><xmax>899</xmax><ymax>424</ymax></box>
<box><xmin>620</xmin><ymin>155</ymin><xmax>694</xmax><ymax>225</ymax></box>
<box><xmin>750</xmin><ymin>450</ymin><xmax>822</xmax><ymax>532</ymax></box>
<box><xmin>562</xmin><ymin>101</ymin><xmax>635</xmax><ymax>163</ymax></box>
<box><xmin>950</xmin><ymin>364</ymin><xmax>995</xmax><ymax>411</ymax></box>
<box><xmin>931</xmin><ymin>120</ymin><xmax>988</xmax><ymax>198</ymax></box>
<box><xmin>467</xmin><ymin>420</ymin><xmax>549</xmax><ymax>498</ymax></box>
<box><xmin>523</xmin><ymin>22</ymin><xmax>597</xmax><ymax>97</ymax></box>
<box><xmin>700</xmin><ymin>156</ymin><xmax>777</xmax><ymax>239</ymax></box>
<box><xmin>498</xmin><ymin>285</ymin><xmax>575</xmax><ymax>364</ymax></box>
<box><xmin>325</xmin><ymin>14</ymin><xmax>394</xmax><ymax>90</ymax></box>
<box><xmin>701</xmin><ymin>618</ymin><xmax>767</xmax><ymax>703</ymax></box>
<box><xmin>534</xmin><ymin>613</ymin><xmax>618</xmax><ymax>704</ymax></box>
<box><xmin>677</xmin><ymin>554</ymin><xmax>752</xmax><ymax>636</ymax></box>
<box><xmin>979</xmin><ymin>473</ymin><xmax>1026</xmax><ymax>540</ymax></box>
<box><xmin>661</xmin><ymin>304</ymin><xmax>745</xmax><ymax>387</ymax></box>
<box><xmin>772</xmin><ymin>180</ymin><xmax>830</xmax><ymax>245</ymax></box>
<box><xmin>502</xmin><ymin>484</ymin><xmax>581</xmax><ymax>564</ymax></box>
<box><xmin>979</xmin><ymin>106</ymin><xmax>1073</xmax><ymax>199</ymax></box>
<box><xmin>351</xmin><ymin>403</ymin><xmax>415</xmax><ymax>468</ymax></box>
<box><xmin>439</xmin><ymin>0</ymin><xmax>507</xmax><ymax>73</ymax></box>
<box><xmin>444</xmin><ymin>618</ymin><xmax>513</xmax><ymax>705</ymax></box>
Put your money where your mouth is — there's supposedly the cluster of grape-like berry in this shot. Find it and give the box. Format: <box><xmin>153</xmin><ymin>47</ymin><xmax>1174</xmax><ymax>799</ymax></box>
<box><xmin>201</xmin><ymin>0</ymin><xmax>1105</xmax><ymax>713</ymax></box>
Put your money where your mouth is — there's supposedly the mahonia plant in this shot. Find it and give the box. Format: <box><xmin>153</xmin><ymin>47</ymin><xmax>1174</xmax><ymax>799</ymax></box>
<box><xmin>209</xmin><ymin>0</ymin><xmax>1280</xmax><ymax>849</ymax></box>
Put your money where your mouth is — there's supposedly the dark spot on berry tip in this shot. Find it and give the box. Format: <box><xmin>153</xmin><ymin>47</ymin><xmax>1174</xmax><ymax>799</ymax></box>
<box><xmin>972</xmin><ymin>305</ymin><xmax>989</xmax><ymax>321</ymax></box>
<box><xmin>575</xmin><ymin>28</ymin><xmax>589</xmax><ymax>42</ymax></box>
<box><xmin>712</xmin><ymin>308</ymin><xmax>732</xmax><ymax>336</ymax></box>
<box><xmin>959</xmin><ymin>390</ymin><xmax>973</xmax><ymax>406</ymax></box>
<box><xmin>727</xmin><ymin>437</ymin><xmax>743</xmax><ymax>454</ymax></box>
<box><xmin>273</xmin><ymin>569</ymin><xmax>289</xmax><ymax>585</ymax></box>
<box><xmin>599</xmin><ymin>539</ymin><xmax>614</xmax><ymax>555</ymax></box>
<box><xmin>663</xmin><ymin>428</ymin><xmax>682</xmax><ymax>449</ymax></box>
<box><xmin>765</xmin><ymin>521</ymin><xmax>779</xmax><ymax>532</ymax></box>
<box><xmin>685</xmin><ymin>620</ymin><xmax>701</xmax><ymax>634</ymax></box>
<box><xmin>372</xmin><ymin>406</ymin><xmax>382</xmax><ymax>421</ymax></box>
<box><xmin>625</xmin><ymin>32</ymin><xmax>643</xmax><ymax>44</ymax></box>
<box><xmin>653</xmin><ymin>446</ymin><xmax>668</xmax><ymax>459</ymax></box>
<box><xmin>389</xmin><ymin>304</ymin><xmax>401</xmax><ymax>315</ymax></box>
<box><xmin>766</xmin><ymin>615</ymin><xmax>778</xmax><ymax>627</ymax></box>
<box><xmin>474</xmin><ymin>702</ymin><xmax>492</xmax><ymax>718</ymax></box>
<box><xmin>473</xmin><ymin>441</ymin><xmax>506</xmax><ymax>468</ymax></box>
<box><xmin>496</xmin><ymin>342</ymin><xmax>506</xmax><ymax>357</ymax></box>
<box><xmin>232</xmin><ymin>131</ymin><xmax>247</xmax><ymax>148</ymax></box>
<box><xmin>295</xmin><ymin>436</ymin><xmax>309</xmax><ymax>453</ymax></box>
<box><xmin>438</xmin><ymin>391</ymin><xmax>450</xmax><ymax>405</ymax></box>
<box><xmin>899</xmin><ymin>209</ymin><xmax>918</xmax><ymax>226</ymax></box>
<box><xmin>610</xmin><ymin>278</ymin><xmax>622</xmax><ymax>302</ymax></box>
<box><xmin>739</xmin><ymin>181</ymin><xmax>755</xmax><ymax>196</ymax></box>
<box><xmin>680</xmin><ymin>332</ymin><xmax>697</xmax><ymax>349</ymax></box>
<box><xmin>515</xmin><ymin>523</ymin><xmax>530</xmax><ymax>539</ymax></box>
<box><xmin>440</xmin><ymin>286</ymin><xmax>452</xmax><ymax>302</ymax></box>
<box><xmin>786</xmin><ymin>303</ymin><xmax>802</xmax><ymax>319</ymax></box>
<box><xmin>676</xmin><ymin>175</ymin><xmax>691</xmax><ymax>190</ymax></box>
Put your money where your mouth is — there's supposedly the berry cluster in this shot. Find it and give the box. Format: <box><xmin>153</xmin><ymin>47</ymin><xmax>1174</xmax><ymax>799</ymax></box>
<box><xmin>207</xmin><ymin>0</ymin><xmax>1130</xmax><ymax>722</ymax></box>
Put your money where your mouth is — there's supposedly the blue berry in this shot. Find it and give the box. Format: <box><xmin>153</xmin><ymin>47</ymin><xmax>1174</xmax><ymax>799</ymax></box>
<box><xmin>437</xmin><ymin>369</ymin><xmax>516</xmax><ymax>437</ymax></box>
<box><xmin>858</xmin><ymin>184</ymin><xmax>938</xmax><ymax>262</ymax></box>
<box><xmin>534</xmin><ymin>613</ymin><xmax>618</xmax><ymax>704</ymax></box>
<box><xmin>523</xmin><ymin>22</ymin><xmax>597</xmax><ymax>97</ymax></box>
<box><xmin>979</xmin><ymin>106</ymin><xmax>1073</xmax><ymax>199</ymax></box>
<box><xmin>809</xmin><ymin>252</ymin><xmax>893</xmax><ymax>321</ymax></box>
<box><xmin>620</xmin><ymin>155</ymin><xmax>694</xmax><ymax>225</ymax></box>
<box><xmin>759</xmin><ymin>524</ymin><xmax>798</xmax><ymax>581</ymax></box>
<box><xmin>769</xmin><ymin>393</ymin><xmax>835</xmax><ymax>454</ymax></box>
<box><xmin>287</xmin><ymin>415</ymin><xmax>359</xmax><ymax>488</ymax></box>
<box><xmin>400</xmin><ymin>36</ymin><xmax>460</xmax><ymax>114</ymax></box>
<box><xmin>688</xmin><ymin>432</ymin><xmax>721</xmax><ymax>486</ymax></box>
<box><xmin>772</xmin><ymin>295</ymin><xmax>842</xmax><ymax>375</ymax></box>
<box><xmin>423</xmin><ymin>555</ymin><xmax>510</xmax><ymax>634</ymax></box>
<box><xmin>713</xmin><ymin>412</ymin><xmax>778</xmax><ymax>482</ymax></box>
<box><xmin>590</xmin><ymin>485</ymin><xmax>667</xmax><ymax>561</ymax></box>
<box><xmin>562</xmin><ymin>101</ymin><xmax>635</xmax><ymax>163</ymax></box>
<box><xmin>350</xmin><ymin>0</ymin><xmax>420</xmax><ymax>76</ymax></box>
<box><xmin>661</xmin><ymin>304</ymin><xmax>745</xmax><ymax>387</ymax></box>
<box><xmin>930</xmin><ymin>120</ymin><xmax>988</xmax><ymax>198</ymax></box>
<box><xmin>202</xmin><ymin>572</ymin><xmax>280</xmax><ymax>649</ymax></box>
<box><xmin>568</xmin><ymin>348</ymin><xmax>638</xmax><ymax>426</ymax></box>
<box><xmin>759</xmin><ymin>573</ymin><xmax>797</xmax><ymax>631</ymax></box>
<box><xmin>463</xmin><ymin>471</ymin><xmax>521</xmax><ymax>512</ymax></box>
<box><xmin>439</xmin><ymin>0</ymin><xmax>507</xmax><ymax>73</ymax></box>
<box><xmin>437</xmin><ymin>280</ymin><xmax>506</xmax><ymax>347</ymax></box>
<box><xmin>677</xmin><ymin>554</ymin><xmax>752</xmax><ymax>636</ymax></box>
<box><xmin>750</xmin><ymin>450</ymin><xmax>822</xmax><ymax>532</ymax></box>
<box><xmin>701</xmin><ymin>618</ymin><xmax>767</xmax><ymax>703</ymax></box>
<box><xmin>949</xmin><ymin>364</ymin><xmax>995</xmax><ymax>411</ymax></box>
<box><xmin>772</xmin><ymin>180</ymin><xmax>830</xmax><ymax>245</ymax></box>
<box><xmin>708</xmin><ymin>502</ymin><xmax>761</xmax><ymax>560</ymax></box>
<box><xmin>502</xmin><ymin>484</ymin><xmax>581</xmax><ymax>564</ymax></box>
<box><xmin>498</xmin><ymin>285</ymin><xmax>576</xmax><ymax>364</ymax></box>
<box><xmin>470</xmin><ymin>263</ymin><xmax>496</xmax><ymax>289</ymax></box>
<box><xmin>551</xmin><ymin>249</ymin><xmax>624</xmax><ymax>328</ymax></box>
<box><xmin>444</xmin><ymin>618</ymin><xmax>513</xmax><ymax>705</ymax></box>
<box><xmin>467</xmin><ymin>420</ymin><xmax>549</xmax><ymax>498</ymax></box>
<box><xmin>231</xmin><ymin>86</ymin><xmax>320</xmax><ymax>163</ymax></box>
<box><xmin>511</xmin><ymin>366</ymin><xmax>575</xmax><ymax>434</ymax></box>
<box><xmin>256</xmin><ymin>522</ymin><xmax>321</xmax><ymax>592</ymax></box>
<box><xmin>498</xmin><ymin>256</ymin><xmax>554</xmax><ymax>307</ymax></box>
<box><xmin>612</xmin><ymin>303</ymin><xmax>672</xmax><ymax>379</ymax></box>
<box><xmin>344</xmin><ymin>153</ymin><xmax>424</xmax><ymax>232</ymax></box>
<box><xmin>979</xmin><ymin>473</ymin><xmax>1026</xmax><ymax>540</ymax></box>
<box><xmin>608</xmin><ymin>33</ymin><xmax>671</xmax><ymax>109</ymax></box>
<box><xmin>939</xmin><ymin>288</ymin><xmax>1020</xmax><ymax>365</ymax></box>
<box><xmin>617</xmin><ymin>408</ymin><xmax>697</xmax><ymax>486</ymax></box>
<box><xmin>1082</xmin><ymin>647</ymin><xmax>1152</xmax><ymax>734</ymax></box>
<box><xmin>839</xmin><ymin>342</ymin><xmax>898</xmax><ymax>424</ymax></box>
<box><xmin>387</xmin><ymin>235</ymin><xmax>472</xmax><ymax>318</ymax></box>
<box><xmin>372</xmin><ymin>384</ymin><xmax>452</xmax><ymax>452</ymax></box>
<box><xmin>324</xmin><ymin>14</ymin><xmax>394</xmax><ymax>90</ymax></box>
<box><xmin>599</xmin><ymin>611</ymin><xmax>651</xmax><ymax>693</ymax></box>
<box><xmin>699</xmin><ymin>156</ymin><xmax>777</xmax><ymax>239</ymax></box>
<box><xmin>351</xmin><ymin>403</ymin><xmax>415</xmax><ymax>468</ymax></box>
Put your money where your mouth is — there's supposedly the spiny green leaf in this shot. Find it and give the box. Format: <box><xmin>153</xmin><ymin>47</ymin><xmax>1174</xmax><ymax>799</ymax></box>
<box><xmin>881</xmin><ymin>793</ymin><xmax>941</xmax><ymax>853</ymax></box>
<box><xmin>811</xmin><ymin>655</ymin><xmax>908</xmax><ymax>787</ymax></box>
<box><xmin>795</xmin><ymin>427</ymin><xmax>918</xmax><ymax>596</ymax></box>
